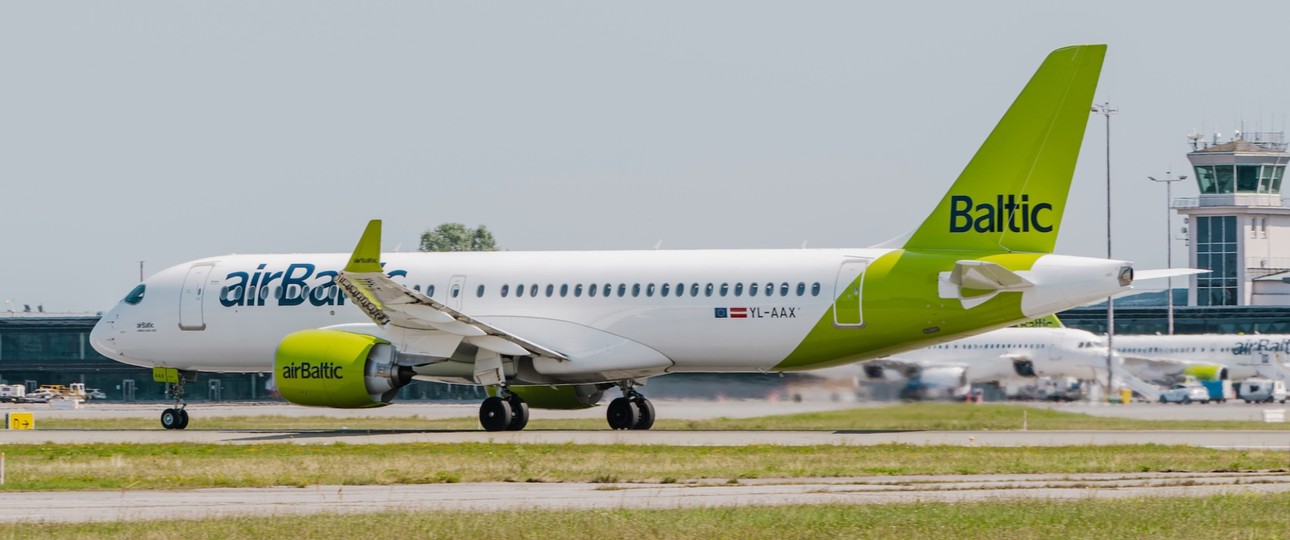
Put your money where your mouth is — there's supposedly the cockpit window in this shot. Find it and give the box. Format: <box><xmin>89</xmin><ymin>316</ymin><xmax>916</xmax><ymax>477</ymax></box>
<box><xmin>123</xmin><ymin>284</ymin><xmax>146</xmax><ymax>305</ymax></box>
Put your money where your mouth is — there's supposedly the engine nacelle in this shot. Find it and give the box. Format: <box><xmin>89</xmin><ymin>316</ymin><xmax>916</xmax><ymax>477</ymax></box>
<box><xmin>1183</xmin><ymin>365</ymin><xmax>1229</xmax><ymax>381</ymax></box>
<box><xmin>274</xmin><ymin>329</ymin><xmax>414</xmax><ymax>408</ymax></box>
<box><xmin>862</xmin><ymin>364</ymin><xmax>886</xmax><ymax>380</ymax></box>
<box><xmin>1013</xmin><ymin>359</ymin><xmax>1037</xmax><ymax>377</ymax></box>
<box><xmin>502</xmin><ymin>384</ymin><xmax>608</xmax><ymax>410</ymax></box>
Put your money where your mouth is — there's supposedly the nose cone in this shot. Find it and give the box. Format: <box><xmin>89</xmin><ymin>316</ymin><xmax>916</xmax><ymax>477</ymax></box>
<box><xmin>90</xmin><ymin>309</ymin><xmax>120</xmax><ymax>358</ymax></box>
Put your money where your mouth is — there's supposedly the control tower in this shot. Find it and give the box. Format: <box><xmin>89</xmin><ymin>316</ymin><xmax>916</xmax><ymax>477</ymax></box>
<box><xmin>1177</xmin><ymin>131</ymin><xmax>1290</xmax><ymax>305</ymax></box>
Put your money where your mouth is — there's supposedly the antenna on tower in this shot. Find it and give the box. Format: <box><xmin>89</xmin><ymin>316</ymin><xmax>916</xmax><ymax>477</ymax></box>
<box><xmin>1187</xmin><ymin>129</ymin><xmax>1202</xmax><ymax>151</ymax></box>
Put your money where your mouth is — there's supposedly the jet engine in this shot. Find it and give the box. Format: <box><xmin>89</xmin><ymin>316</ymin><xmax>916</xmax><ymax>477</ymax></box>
<box><xmin>1012</xmin><ymin>359</ymin><xmax>1037</xmax><ymax>377</ymax></box>
<box><xmin>1182</xmin><ymin>365</ymin><xmax>1229</xmax><ymax>381</ymax></box>
<box><xmin>273</xmin><ymin>329</ymin><xmax>415</xmax><ymax>408</ymax></box>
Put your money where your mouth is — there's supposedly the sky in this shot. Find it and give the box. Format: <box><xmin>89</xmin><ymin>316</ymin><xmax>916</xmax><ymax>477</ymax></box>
<box><xmin>4</xmin><ymin>1</ymin><xmax>1289</xmax><ymax>313</ymax></box>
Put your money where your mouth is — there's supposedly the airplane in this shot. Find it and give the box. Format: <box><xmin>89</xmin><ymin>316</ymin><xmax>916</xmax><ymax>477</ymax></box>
<box><xmin>91</xmin><ymin>44</ymin><xmax>1159</xmax><ymax>431</ymax></box>
<box><xmin>809</xmin><ymin>317</ymin><xmax>1163</xmax><ymax>401</ymax></box>
<box><xmin>1115</xmin><ymin>334</ymin><xmax>1290</xmax><ymax>385</ymax></box>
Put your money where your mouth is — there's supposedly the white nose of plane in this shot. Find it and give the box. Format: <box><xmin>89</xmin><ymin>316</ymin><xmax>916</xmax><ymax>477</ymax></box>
<box><xmin>89</xmin><ymin>309</ymin><xmax>120</xmax><ymax>358</ymax></box>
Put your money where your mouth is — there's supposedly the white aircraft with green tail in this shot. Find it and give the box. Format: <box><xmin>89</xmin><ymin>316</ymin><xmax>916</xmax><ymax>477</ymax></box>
<box><xmin>92</xmin><ymin>44</ymin><xmax>1163</xmax><ymax>431</ymax></box>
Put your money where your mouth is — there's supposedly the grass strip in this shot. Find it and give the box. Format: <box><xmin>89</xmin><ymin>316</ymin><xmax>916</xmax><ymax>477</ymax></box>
<box><xmin>36</xmin><ymin>402</ymin><xmax>1290</xmax><ymax>431</ymax></box>
<box><xmin>0</xmin><ymin>442</ymin><xmax>1285</xmax><ymax>491</ymax></box>
<box><xmin>4</xmin><ymin>493</ymin><xmax>1289</xmax><ymax>539</ymax></box>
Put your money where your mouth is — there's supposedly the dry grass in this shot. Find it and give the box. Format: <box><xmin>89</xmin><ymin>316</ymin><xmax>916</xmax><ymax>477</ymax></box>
<box><xmin>1</xmin><ymin>442</ymin><xmax>1285</xmax><ymax>491</ymax></box>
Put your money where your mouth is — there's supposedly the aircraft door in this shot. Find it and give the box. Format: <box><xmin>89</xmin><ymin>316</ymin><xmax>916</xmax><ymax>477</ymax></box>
<box><xmin>179</xmin><ymin>263</ymin><xmax>214</xmax><ymax>331</ymax></box>
<box><xmin>448</xmin><ymin>275</ymin><xmax>467</xmax><ymax>310</ymax></box>
<box><xmin>833</xmin><ymin>259</ymin><xmax>870</xmax><ymax>327</ymax></box>
<box><xmin>1048</xmin><ymin>332</ymin><xmax>1065</xmax><ymax>362</ymax></box>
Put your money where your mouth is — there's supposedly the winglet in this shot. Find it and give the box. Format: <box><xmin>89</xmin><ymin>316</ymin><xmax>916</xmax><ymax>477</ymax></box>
<box><xmin>345</xmin><ymin>220</ymin><xmax>384</xmax><ymax>273</ymax></box>
<box><xmin>904</xmin><ymin>45</ymin><xmax>1106</xmax><ymax>253</ymax></box>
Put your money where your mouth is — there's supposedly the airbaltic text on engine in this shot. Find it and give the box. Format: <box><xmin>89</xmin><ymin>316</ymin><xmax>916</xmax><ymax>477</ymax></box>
<box><xmin>280</xmin><ymin>362</ymin><xmax>345</xmax><ymax>380</ymax></box>
<box><xmin>949</xmin><ymin>194</ymin><xmax>1053</xmax><ymax>233</ymax></box>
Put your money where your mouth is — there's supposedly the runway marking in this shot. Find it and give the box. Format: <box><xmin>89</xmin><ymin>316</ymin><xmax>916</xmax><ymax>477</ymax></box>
<box><xmin>2</xmin><ymin>472</ymin><xmax>1288</xmax><ymax>523</ymax></box>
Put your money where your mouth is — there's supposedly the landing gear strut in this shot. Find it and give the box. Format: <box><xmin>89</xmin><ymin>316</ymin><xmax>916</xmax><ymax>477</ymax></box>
<box><xmin>607</xmin><ymin>383</ymin><xmax>654</xmax><ymax>430</ymax></box>
<box><xmin>160</xmin><ymin>376</ymin><xmax>189</xmax><ymax>430</ymax></box>
<box><xmin>479</xmin><ymin>386</ymin><xmax>529</xmax><ymax>432</ymax></box>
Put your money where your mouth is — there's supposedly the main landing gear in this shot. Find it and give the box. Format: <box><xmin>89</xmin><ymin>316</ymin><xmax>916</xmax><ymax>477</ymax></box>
<box><xmin>606</xmin><ymin>384</ymin><xmax>654</xmax><ymax>431</ymax></box>
<box><xmin>479</xmin><ymin>387</ymin><xmax>530</xmax><ymax>432</ymax></box>
<box><xmin>160</xmin><ymin>376</ymin><xmax>189</xmax><ymax>430</ymax></box>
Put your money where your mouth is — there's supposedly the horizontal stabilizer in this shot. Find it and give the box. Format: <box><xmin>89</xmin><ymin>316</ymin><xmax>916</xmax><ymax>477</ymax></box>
<box><xmin>948</xmin><ymin>260</ymin><xmax>1034</xmax><ymax>293</ymax></box>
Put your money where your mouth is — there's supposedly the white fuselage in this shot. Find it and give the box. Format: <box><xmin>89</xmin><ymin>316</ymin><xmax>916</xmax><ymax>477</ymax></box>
<box><xmin>1115</xmin><ymin>334</ymin><xmax>1290</xmax><ymax>380</ymax></box>
<box><xmin>90</xmin><ymin>249</ymin><xmax>1132</xmax><ymax>386</ymax></box>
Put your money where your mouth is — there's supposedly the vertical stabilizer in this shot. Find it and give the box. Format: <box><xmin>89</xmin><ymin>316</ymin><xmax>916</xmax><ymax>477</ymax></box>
<box><xmin>904</xmin><ymin>45</ymin><xmax>1105</xmax><ymax>253</ymax></box>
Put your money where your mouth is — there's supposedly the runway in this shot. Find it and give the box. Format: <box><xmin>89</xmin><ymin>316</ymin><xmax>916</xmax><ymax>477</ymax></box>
<box><xmin>6</xmin><ymin>428</ymin><xmax>1290</xmax><ymax>448</ymax></box>
<box><xmin>4</xmin><ymin>471</ymin><xmax>1288</xmax><ymax>523</ymax></box>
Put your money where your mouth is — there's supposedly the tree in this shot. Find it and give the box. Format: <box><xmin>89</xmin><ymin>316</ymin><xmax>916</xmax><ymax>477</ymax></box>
<box><xmin>419</xmin><ymin>223</ymin><xmax>497</xmax><ymax>252</ymax></box>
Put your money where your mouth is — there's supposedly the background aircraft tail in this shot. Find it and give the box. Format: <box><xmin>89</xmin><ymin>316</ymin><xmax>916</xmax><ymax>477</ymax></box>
<box><xmin>903</xmin><ymin>45</ymin><xmax>1106</xmax><ymax>253</ymax></box>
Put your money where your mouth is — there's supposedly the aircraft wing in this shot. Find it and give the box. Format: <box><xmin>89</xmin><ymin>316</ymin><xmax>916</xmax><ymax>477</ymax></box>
<box><xmin>335</xmin><ymin>220</ymin><xmax>566</xmax><ymax>362</ymax></box>
<box><xmin>1116</xmin><ymin>354</ymin><xmax>1208</xmax><ymax>385</ymax></box>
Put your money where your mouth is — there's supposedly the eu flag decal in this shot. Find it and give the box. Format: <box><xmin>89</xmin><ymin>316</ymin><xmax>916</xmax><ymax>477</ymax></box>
<box><xmin>714</xmin><ymin>307</ymin><xmax>728</xmax><ymax>318</ymax></box>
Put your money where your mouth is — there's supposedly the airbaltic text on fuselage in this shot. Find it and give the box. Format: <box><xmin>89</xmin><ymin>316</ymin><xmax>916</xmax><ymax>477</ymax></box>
<box><xmin>949</xmin><ymin>195</ymin><xmax>1053</xmax><ymax>233</ymax></box>
<box><xmin>280</xmin><ymin>362</ymin><xmax>344</xmax><ymax>380</ymax></box>
<box><xmin>219</xmin><ymin>263</ymin><xmax>406</xmax><ymax>308</ymax></box>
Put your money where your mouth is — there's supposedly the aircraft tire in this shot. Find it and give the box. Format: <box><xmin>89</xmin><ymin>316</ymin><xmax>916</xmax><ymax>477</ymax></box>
<box><xmin>631</xmin><ymin>397</ymin><xmax>655</xmax><ymax>430</ymax></box>
<box><xmin>505</xmin><ymin>395</ymin><xmax>529</xmax><ymax>431</ymax></box>
<box><xmin>176</xmin><ymin>409</ymin><xmax>190</xmax><ymax>430</ymax></box>
<box><xmin>160</xmin><ymin>408</ymin><xmax>182</xmax><ymax>430</ymax></box>
<box><xmin>479</xmin><ymin>396</ymin><xmax>513</xmax><ymax>432</ymax></box>
<box><xmin>606</xmin><ymin>397</ymin><xmax>639</xmax><ymax>430</ymax></box>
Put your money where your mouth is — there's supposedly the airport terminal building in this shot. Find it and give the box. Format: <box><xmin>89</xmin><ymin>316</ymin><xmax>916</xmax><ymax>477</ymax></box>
<box><xmin>3</xmin><ymin>304</ymin><xmax>1287</xmax><ymax>402</ymax></box>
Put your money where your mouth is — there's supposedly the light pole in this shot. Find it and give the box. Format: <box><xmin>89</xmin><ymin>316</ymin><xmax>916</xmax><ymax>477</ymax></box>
<box><xmin>1091</xmin><ymin>102</ymin><xmax>1117</xmax><ymax>397</ymax></box>
<box><xmin>1149</xmin><ymin>172</ymin><xmax>1186</xmax><ymax>335</ymax></box>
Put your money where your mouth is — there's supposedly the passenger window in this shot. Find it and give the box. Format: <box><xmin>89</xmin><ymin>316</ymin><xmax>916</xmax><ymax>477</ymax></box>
<box><xmin>545</xmin><ymin>284</ymin><xmax>554</xmax><ymax>297</ymax></box>
<box><xmin>780</xmin><ymin>282</ymin><xmax>789</xmax><ymax>296</ymax></box>
<box><xmin>604</xmin><ymin>284</ymin><xmax>612</xmax><ymax>298</ymax></box>
<box><xmin>560</xmin><ymin>284</ymin><xmax>569</xmax><ymax>297</ymax></box>
<box><xmin>428</xmin><ymin>285</ymin><xmax>436</xmax><ymax>297</ymax></box>
<box><xmin>811</xmin><ymin>282</ymin><xmax>821</xmax><ymax>296</ymax></box>
<box><xmin>124</xmin><ymin>283</ymin><xmax>146</xmax><ymax>304</ymax></box>
<box><xmin>750</xmin><ymin>282</ymin><xmax>759</xmax><ymax>297</ymax></box>
<box><xmin>661</xmin><ymin>283</ymin><xmax>671</xmax><ymax>296</ymax></box>
<box><xmin>765</xmin><ymin>283</ymin><xmax>774</xmax><ymax>296</ymax></box>
<box><xmin>413</xmin><ymin>285</ymin><xmax>422</xmax><ymax>292</ymax></box>
<box><xmin>734</xmin><ymin>283</ymin><xmax>743</xmax><ymax>296</ymax></box>
<box><xmin>646</xmin><ymin>283</ymin><xmax>655</xmax><ymax>297</ymax></box>
<box><xmin>501</xmin><ymin>284</ymin><xmax>509</xmax><ymax>298</ymax></box>
<box><xmin>451</xmin><ymin>285</ymin><xmax>461</xmax><ymax>298</ymax></box>
<box><xmin>476</xmin><ymin>284</ymin><xmax>485</xmax><ymax>297</ymax></box>
<box><xmin>529</xmin><ymin>284</ymin><xmax>538</xmax><ymax>297</ymax></box>
<box><xmin>632</xmin><ymin>283</ymin><xmax>641</xmax><ymax>297</ymax></box>
<box><xmin>690</xmin><ymin>283</ymin><xmax>700</xmax><ymax>297</ymax></box>
<box><xmin>589</xmin><ymin>283</ymin><xmax>598</xmax><ymax>297</ymax></box>
<box><xmin>796</xmin><ymin>282</ymin><xmax>805</xmax><ymax>296</ymax></box>
<box><xmin>516</xmin><ymin>284</ymin><xmax>525</xmax><ymax>298</ymax></box>
<box><xmin>618</xmin><ymin>284</ymin><xmax>627</xmax><ymax>297</ymax></box>
<box><xmin>574</xmin><ymin>284</ymin><xmax>583</xmax><ymax>297</ymax></box>
<box><xmin>704</xmin><ymin>283</ymin><xmax>714</xmax><ymax>297</ymax></box>
<box><xmin>675</xmin><ymin>283</ymin><xmax>684</xmax><ymax>297</ymax></box>
<box><xmin>719</xmin><ymin>283</ymin><xmax>729</xmax><ymax>297</ymax></box>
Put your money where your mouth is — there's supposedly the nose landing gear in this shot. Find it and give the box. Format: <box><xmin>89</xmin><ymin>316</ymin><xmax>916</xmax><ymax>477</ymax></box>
<box><xmin>157</xmin><ymin>368</ymin><xmax>194</xmax><ymax>430</ymax></box>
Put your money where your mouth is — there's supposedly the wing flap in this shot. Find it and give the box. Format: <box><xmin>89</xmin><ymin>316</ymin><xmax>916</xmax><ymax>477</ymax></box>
<box><xmin>335</xmin><ymin>220</ymin><xmax>567</xmax><ymax>362</ymax></box>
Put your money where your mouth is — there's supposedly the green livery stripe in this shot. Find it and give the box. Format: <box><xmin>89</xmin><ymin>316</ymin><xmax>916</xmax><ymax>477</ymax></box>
<box><xmin>345</xmin><ymin>220</ymin><xmax>385</xmax><ymax>273</ymax></box>
<box><xmin>904</xmin><ymin>45</ymin><xmax>1105</xmax><ymax>253</ymax></box>
<box><xmin>775</xmin><ymin>250</ymin><xmax>1042</xmax><ymax>370</ymax></box>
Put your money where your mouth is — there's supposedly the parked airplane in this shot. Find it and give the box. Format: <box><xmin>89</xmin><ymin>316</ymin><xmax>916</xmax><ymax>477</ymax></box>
<box><xmin>1115</xmin><ymin>334</ymin><xmax>1290</xmax><ymax>384</ymax></box>
<box><xmin>812</xmin><ymin>318</ymin><xmax>1163</xmax><ymax>401</ymax></box>
<box><xmin>92</xmin><ymin>44</ymin><xmax>1154</xmax><ymax>431</ymax></box>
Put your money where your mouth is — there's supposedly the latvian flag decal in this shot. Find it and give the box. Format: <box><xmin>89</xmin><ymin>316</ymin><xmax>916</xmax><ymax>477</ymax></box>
<box><xmin>714</xmin><ymin>307</ymin><xmax>748</xmax><ymax>319</ymax></box>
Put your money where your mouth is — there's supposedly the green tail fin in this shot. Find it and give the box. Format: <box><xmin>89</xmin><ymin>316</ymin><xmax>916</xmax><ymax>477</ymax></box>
<box><xmin>1014</xmin><ymin>315</ymin><xmax>1064</xmax><ymax>328</ymax></box>
<box><xmin>904</xmin><ymin>45</ymin><xmax>1105</xmax><ymax>253</ymax></box>
<box><xmin>345</xmin><ymin>220</ymin><xmax>384</xmax><ymax>273</ymax></box>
